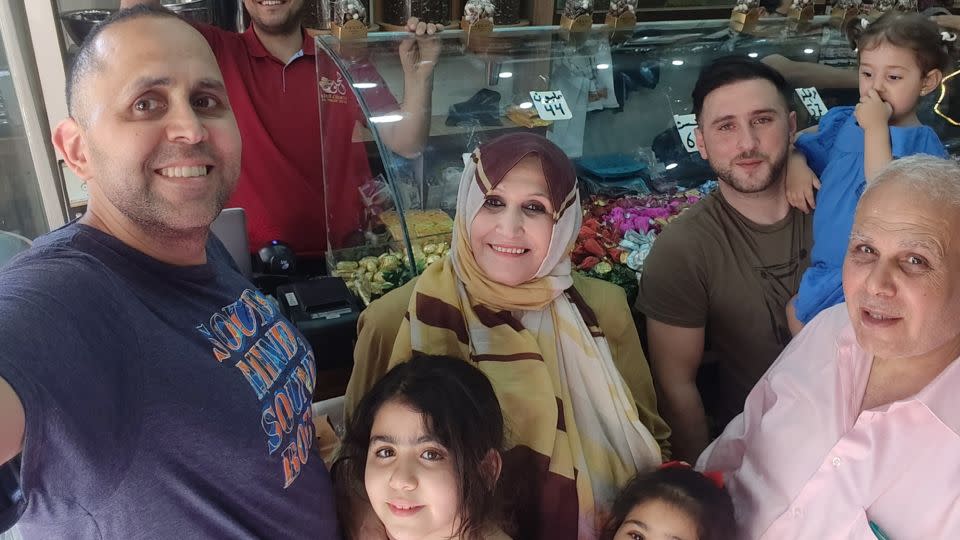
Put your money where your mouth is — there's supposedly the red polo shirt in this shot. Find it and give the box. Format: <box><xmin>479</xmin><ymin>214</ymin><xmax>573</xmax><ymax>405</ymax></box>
<box><xmin>196</xmin><ymin>25</ymin><xmax>396</xmax><ymax>258</ymax></box>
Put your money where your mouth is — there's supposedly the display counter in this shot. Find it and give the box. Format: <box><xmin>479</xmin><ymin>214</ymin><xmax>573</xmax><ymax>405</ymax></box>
<box><xmin>314</xmin><ymin>16</ymin><xmax>960</xmax><ymax>303</ymax></box>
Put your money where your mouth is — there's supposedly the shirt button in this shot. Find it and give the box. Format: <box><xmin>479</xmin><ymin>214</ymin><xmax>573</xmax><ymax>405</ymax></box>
<box><xmin>832</xmin><ymin>457</ymin><xmax>842</xmax><ymax>467</ymax></box>
<box><xmin>793</xmin><ymin>507</ymin><xmax>803</xmax><ymax>518</ymax></box>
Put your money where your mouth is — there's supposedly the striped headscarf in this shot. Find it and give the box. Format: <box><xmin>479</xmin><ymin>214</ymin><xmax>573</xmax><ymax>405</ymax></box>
<box><xmin>388</xmin><ymin>133</ymin><xmax>661</xmax><ymax>539</ymax></box>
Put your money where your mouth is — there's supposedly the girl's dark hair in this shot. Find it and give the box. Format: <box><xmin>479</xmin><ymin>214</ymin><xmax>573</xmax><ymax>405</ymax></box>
<box><xmin>846</xmin><ymin>11</ymin><xmax>952</xmax><ymax>74</ymax></box>
<box><xmin>335</xmin><ymin>354</ymin><xmax>506</xmax><ymax>540</ymax></box>
<box><xmin>600</xmin><ymin>467</ymin><xmax>736</xmax><ymax>540</ymax></box>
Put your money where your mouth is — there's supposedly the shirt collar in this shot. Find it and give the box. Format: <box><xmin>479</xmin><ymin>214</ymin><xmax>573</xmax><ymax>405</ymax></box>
<box><xmin>834</xmin><ymin>306</ymin><xmax>960</xmax><ymax>428</ymax></box>
<box><xmin>242</xmin><ymin>26</ymin><xmax>315</xmax><ymax>60</ymax></box>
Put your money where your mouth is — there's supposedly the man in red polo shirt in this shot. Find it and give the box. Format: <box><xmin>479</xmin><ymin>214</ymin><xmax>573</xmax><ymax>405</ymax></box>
<box><xmin>124</xmin><ymin>0</ymin><xmax>439</xmax><ymax>260</ymax></box>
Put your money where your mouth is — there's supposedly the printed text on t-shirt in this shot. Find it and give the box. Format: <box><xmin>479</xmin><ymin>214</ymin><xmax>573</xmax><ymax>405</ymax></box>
<box><xmin>196</xmin><ymin>289</ymin><xmax>317</xmax><ymax>488</ymax></box>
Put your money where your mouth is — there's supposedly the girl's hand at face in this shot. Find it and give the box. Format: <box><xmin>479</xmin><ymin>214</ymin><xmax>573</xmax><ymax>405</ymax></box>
<box><xmin>855</xmin><ymin>89</ymin><xmax>893</xmax><ymax>132</ymax></box>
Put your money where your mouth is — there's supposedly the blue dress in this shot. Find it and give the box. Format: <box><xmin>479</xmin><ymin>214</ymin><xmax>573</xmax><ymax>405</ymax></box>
<box><xmin>793</xmin><ymin>106</ymin><xmax>947</xmax><ymax>323</ymax></box>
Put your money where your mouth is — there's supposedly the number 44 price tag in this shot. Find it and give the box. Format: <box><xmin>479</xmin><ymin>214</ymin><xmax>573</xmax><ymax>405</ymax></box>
<box><xmin>530</xmin><ymin>90</ymin><xmax>573</xmax><ymax>121</ymax></box>
<box><xmin>796</xmin><ymin>87</ymin><xmax>828</xmax><ymax>119</ymax></box>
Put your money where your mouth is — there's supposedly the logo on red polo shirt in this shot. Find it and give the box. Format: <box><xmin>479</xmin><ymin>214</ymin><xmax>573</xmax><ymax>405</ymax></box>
<box><xmin>319</xmin><ymin>73</ymin><xmax>348</xmax><ymax>105</ymax></box>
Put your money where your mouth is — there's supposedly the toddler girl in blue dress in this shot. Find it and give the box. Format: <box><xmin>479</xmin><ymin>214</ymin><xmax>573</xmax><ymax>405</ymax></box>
<box><xmin>786</xmin><ymin>12</ymin><xmax>952</xmax><ymax>334</ymax></box>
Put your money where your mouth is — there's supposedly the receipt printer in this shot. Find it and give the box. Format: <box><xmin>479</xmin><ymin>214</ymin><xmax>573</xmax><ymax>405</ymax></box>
<box><xmin>276</xmin><ymin>278</ymin><xmax>360</xmax><ymax>370</ymax></box>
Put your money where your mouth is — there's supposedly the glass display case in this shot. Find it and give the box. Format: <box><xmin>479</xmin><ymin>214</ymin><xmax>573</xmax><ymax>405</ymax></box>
<box><xmin>315</xmin><ymin>16</ymin><xmax>960</xmax><ymax>303</ymax></box>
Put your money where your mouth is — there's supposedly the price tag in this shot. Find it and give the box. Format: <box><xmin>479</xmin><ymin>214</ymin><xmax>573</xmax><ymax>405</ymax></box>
<box><xmin>796</xmin><ymin>87</ymin><xmax>828</xmax><ymax>119</ymax></box>
<box><xmin>673</xmin><ymin>114</ymin><xmax>700</xmax><ymax>154</ymax></box>
<box><xmin>529</xmin><ymin>90</ymin><xmax>573</xmax><ymax>121</ymax></box>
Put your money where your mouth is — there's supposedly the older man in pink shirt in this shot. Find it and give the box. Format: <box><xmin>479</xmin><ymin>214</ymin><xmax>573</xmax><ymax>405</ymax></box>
<box><xmin>697</xmin><ymin>154</ymin><xmax>960</xmax><ymax>539</ymax></box>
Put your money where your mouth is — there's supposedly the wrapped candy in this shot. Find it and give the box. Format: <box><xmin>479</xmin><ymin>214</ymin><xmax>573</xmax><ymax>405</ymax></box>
<box><xmin>563</xmin><ymin>0</ymin><xmax>592</xmax><ymax>19</ymax></box>
<box><xmin>787</xmin><ymin>0</ymin><xmax>814</xmax><ymax>27</ymax></box>
<box><xmin>619</xmin><ymin>230</ymin><xmax>657</xmax><ymax>271</ymax></box>
<box><xmin>869</xmin><ymin>0</ymin><xmax>916</xmax><ymax>13</ymax></box>
<box><xmin>336</xmin><ymin>261</ymin><xmax>359</xmax><ymax>272</ymax></box>
<box><xmin>607</xmin><ymin>0</ymin><xmax>636</xmax><ymax>18</ymax></box>
<box><xmin>331</xmin><ymin>0</ymin><xmax>368</xmax><ymax>39</ymax></box>
<box><xmin>359</xmin><ymin>256</ymin><xmax>380</xmax><ymax>273</ymax></box>
<box><xmin>459</xmin><ymin>0</ymin><xmax>494</xmax><ymax>46</ymax></box>
<box><xmin>829</xmin><ymin>0</ymin><xmax>860</xmax><ymax>27</ymax></box>
<box><xmin>379</xmin><ymin>253</ymin><xmax>401</xmax><ymax>271</ymax></box>
<box><xmin>463</xmin><ymin>0</ymin><xmax>495</xmax><ymax>24</ymax></box>
<box><xmin>571</xmin><ymin>181</ymin><xmax>715</xmax><ymax>296</ymax></box>
<box><xmin>605</xmin><ymin>0</ymin><xmax>636</xmax><ymax>30</ymax></box>
<box><xmin>729</xmin><ymin>0</ymin><xmax>762</xmax><ymax>33</ymax></box>
<box><xmin>333</xmin><ymin>240</ymin><xmax>453</xmax><ymax>305</ymax></box>
<box><xmin>334</xmin><ymin>0</ymin><xmax>367</xmax><ymax>25</ymax></box>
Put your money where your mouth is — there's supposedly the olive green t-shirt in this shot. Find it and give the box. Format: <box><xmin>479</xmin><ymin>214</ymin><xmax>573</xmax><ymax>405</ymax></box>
<box><xmin>635</xmin><ymin>190</ymin><xmax>812</xmax><ymax>427</ymax></box>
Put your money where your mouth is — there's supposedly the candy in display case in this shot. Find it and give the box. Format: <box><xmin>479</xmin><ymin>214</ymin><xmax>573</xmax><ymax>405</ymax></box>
<box><xmin>729</xmin><ymin>0</ymin><xmax>763</xmax><ymax>33</ymax></box>
<box><xmin>560</xmin><ymin>0</ymin><xmax>594</xmax><ymax>30</ymax></box>
<box><xmin>828</xmin><ymin>0</ymin><xmax>861</xmax><ymax>28</ymax></box>
<box><xmin>314</xmin><ymin>17</ymin><xmax>960</xmax><ymax>304</ymax></box>
<box><xmin>606</xmin><ymin>0</ymin><xmax>638</xmax><ymax>30</ymax></box>
<box><xmin>332</xmin><ymin>0</ymin><xmax>370</xmax><ymax>39</ymax></box>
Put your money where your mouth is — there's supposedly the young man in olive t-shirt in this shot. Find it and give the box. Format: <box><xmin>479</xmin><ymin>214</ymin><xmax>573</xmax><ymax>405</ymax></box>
<box><xmin>635</xmin><ymin>57</ymin><xmax>812</xmax><ymax>462</ymax></box>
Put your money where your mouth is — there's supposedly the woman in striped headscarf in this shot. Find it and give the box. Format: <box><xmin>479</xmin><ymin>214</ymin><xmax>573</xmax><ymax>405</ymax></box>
<box><xmin>345</xmin><ymin>132</ymin><xmax>670</xmax><ymax>540</ymax></box>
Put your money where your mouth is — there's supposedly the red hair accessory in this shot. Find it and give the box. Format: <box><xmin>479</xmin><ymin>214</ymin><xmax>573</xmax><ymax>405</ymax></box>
<box><xmin>659</xmin><ymin>460</ymin><xmax>725</xmax><ymax>489</ymax></box>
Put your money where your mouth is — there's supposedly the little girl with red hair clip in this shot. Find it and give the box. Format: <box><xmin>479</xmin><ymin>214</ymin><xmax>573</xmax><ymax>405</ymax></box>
<box><xmin>600</xmin><ymin>462</ymin><xmax>735</xmax><ymax>540</ymax></box>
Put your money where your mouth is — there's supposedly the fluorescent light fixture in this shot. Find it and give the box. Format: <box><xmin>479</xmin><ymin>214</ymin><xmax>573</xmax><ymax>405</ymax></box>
<box><xmin>519</xmin><ymin>102</ymin><xmax>534</xmax><ymax>109</ymax></box>
<box><xmin>665</xmin><ymin>162</ymin><xmax>678</xmax><ymax>170</ymax></box>
<box><xmin>803</xmin><ymin>48</ymin><xmax>814</xmax><ymax>54</ymax></box>
<box><xmin>499</xmin><ymin>71</ymin><xmax>513</xmax><ymax>78</ymax></box>
<box><xmin>671</xmin><ymin>59</ymin><xmax>684</xmax><ymax>66</ymax></box>
<box><xmin>596</xmin><ymin>63</ymin><xmax>610</xmax><ymax>70</ymax></box>
<box><xmin>369</xmin><ymin>114</ymin><xmax>403</xmax><ymax>124</ymax></box>
<box><xmin>353</xmin><ymin>82</ymin><xmax>378</xmax><ymax>89</ymax></box>
<box><xmin>748</xmin><ymin>52</ymin><xmax>759</xmax><ymax>58</ymax></box>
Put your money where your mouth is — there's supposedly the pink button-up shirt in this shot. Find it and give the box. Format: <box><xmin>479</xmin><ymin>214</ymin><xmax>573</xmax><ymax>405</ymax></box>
<box><xmin>697</xmin><ymin>304</ymin><xmax>960</xmax><ymax>539</ymax></box>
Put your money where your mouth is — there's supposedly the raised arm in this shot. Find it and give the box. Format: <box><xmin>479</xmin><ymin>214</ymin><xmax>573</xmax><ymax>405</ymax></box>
<box><xmin>646</xmin><ymin>319</ymin><xmax>709</xmax><ymax>463</ymax></box>
<box><xmin>761</xmin><ymin>54</ymin><xmax>858</xmax><ymax>89</ymax></box>
<box><xmin>378</xmin><ymin>19</ymin><xmax>442</xmax><ymax>158</ymax></box>
<box><xmin>855</xmin><ymin>89</ymin><xmax>894</xmax><ymax>182</ymax></box>
<box><xmin>0</xmin><ymin>376</ymin><xmax>25</xmax><ymax>465</ymax></box>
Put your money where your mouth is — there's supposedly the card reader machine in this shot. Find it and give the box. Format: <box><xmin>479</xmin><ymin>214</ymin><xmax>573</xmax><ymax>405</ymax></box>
<box><xmin>276</xmin><ymin>278</ymin><xmax>360</xmax><ymax>372</ymax></box>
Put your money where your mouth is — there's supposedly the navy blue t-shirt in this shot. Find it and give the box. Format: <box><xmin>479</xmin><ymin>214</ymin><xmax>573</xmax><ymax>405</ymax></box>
<box><xmin>0</xmin><ymin>223</ymin><xmax>339</xmax><ymax>539</ymax></box>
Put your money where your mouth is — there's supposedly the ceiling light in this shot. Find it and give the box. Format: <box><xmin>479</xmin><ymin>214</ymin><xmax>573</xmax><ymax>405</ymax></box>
<box><xmin>370</xmin><ymin>114</ymin><xmax>403</xmax><ymax>124</ymax></box>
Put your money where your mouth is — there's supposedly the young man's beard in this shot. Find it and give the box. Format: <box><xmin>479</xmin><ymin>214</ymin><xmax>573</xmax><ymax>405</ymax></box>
<box><xmin>712</xmin><ymin>148</ymin><xmax>789</xmax><ymax>194</ymax></box>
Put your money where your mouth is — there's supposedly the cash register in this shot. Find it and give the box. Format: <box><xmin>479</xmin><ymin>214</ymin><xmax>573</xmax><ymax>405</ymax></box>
<box><xmin>210</xmin><ymin>209</ymin><xmax>360</xmax><ymax>381</ymax></box>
